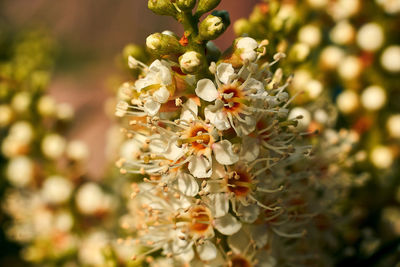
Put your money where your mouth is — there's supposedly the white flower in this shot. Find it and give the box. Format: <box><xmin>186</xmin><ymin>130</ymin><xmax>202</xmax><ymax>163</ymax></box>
<box><xmin>6</xmin><ymin>156</ymin><xmax>34</xmax><ymax>187</ymax></box>
<box><xmin>195</xmin><ymin>62</ymin><xmax>264</xmax><ymax>135</ymax></box>
<box><xmin>214</xmin><ymin>213</ymin><xmax>242</xmax><ymax>235</ymax></box>
<box><xmin>337</xmin><ymin>90</ymin><xmax>359</xmax><ymax>114</ymax></box>
<box><xmin>381</xmin><ymin>45</ymin><xmax>400</xmax><ymax>73</ymax></box>
<box><xmin>75</xmin><ymin>183</ymin><xmax>113</xmax><ymax>215</ymax></box>
<box><xmin>134</xmin><ymin>59</ymin><xmax>173</xmax><ymax>116</ymax></box>
<box><xmin>66</xmin><ymin>140</ymin><xmax>89</xmax><ymax>161</ymax></box>
<box><xmin>338</xmin><ymin>56</ymin><xmax>362</xmax><ymax>80</ymax></box>
<box><xmin>78</xmin><ymin>231</ymin><xmax>109</xmax><ymax>266</ymax></box>
<box><xmin>174</xmin><ymin>172</ymin><xmax>199</xmax><ymax>197</ymax></box>
<box><xmin>41</xmin><ymin>133</ymin><xmax>66</xmax><ymax>159</ymax></box>
<box><xmin>387</xmin><ymin>114</ymin><xmax>400</xmax><ymax>138</ymax></box>
<box><xmin>357</xmin><ymin>23</ymin><xmax>384</xmax><ymax>52</ymax></box>
<box><xmin>370</xmin><ymin>146</ymin><xmax>393</xmax><ymax>168</ymax></box>
<box><xmin>298</xmin><ymin>24</ymin><xmax>321</xmax><ymax>47</ymax></box>
<box><xmin>330</xmin><ymin>20</ymin><xmax>355</xmax><ymax>45</ymax></box>
<box><xmin>361</xmin><ymin>85</ymin><xmax>386</xmax><ymax>111</ymax></box>
<box><xmin>41</xmin><ymin>175</ymin><xmax>74</xmax><ymax>205</ymax></box>
<box><xmin>236</xmin><ymin>37</ymin><xmax>259</xmax><ymax>62</ymax></box>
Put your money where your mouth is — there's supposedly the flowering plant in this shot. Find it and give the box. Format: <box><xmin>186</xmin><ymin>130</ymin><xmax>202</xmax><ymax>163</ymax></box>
<box><xmin>113</xmin><ymin>1</ymin><xmax>341</xmax><ymax>265</ymax></box>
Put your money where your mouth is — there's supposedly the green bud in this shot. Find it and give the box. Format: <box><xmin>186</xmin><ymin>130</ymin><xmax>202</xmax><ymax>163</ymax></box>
<box><xmin>176</xmin><ymin>0</ymin><xmax>196</xmax><ymax>11</ymax></box>
<box><xmin>122</xmin><ymin>44</ymin><xmax>147</xmax><ymax>63</ymax></box>
<box><xmin>179</xmin><ymin>51</ymin><xmax>203</xmax><ymax>74</ymax></box>
<box><xmin>233</xmin><ymin>18</ymin><xmax>251</xmax><ymax>36</ymax></box>
<box><xmin>196</xmin><ymin>0</ymin><xmax>221</xmax><ymax>16</ymax></box>
<box><xmin>148</xmin><ymin>0</ymin><xmax>177</xmax><ymax>17</ymax></box>
<box><xmin>146</xmin><ymin>33</ymin><xmax>183</xmax><ymax>55</ymax></box>
<box><xmin>198</xmin><ymin>14</ymin><xmax>226</xmax><ymax>41</ymax></box>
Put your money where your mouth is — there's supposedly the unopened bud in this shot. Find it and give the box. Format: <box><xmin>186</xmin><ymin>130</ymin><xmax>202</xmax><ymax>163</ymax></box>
<box><xmin>179</xmin><ymin>51</ymin><xmax>203</xmax><ymax>74</ymax></box>
<box><xmin>176</xmin><ymin>0</ymin><xmax>196</xmax><ymax>10</ymax></box>
<box><xmin>199</xmin><ymin>15</ymin><xmax>226</xmax><ymax>41</ymax></box>
<box><xmin>148</xmin><ymin>0</ymin><xmax>177</xmax><ymax>17</ymax></box>
<box><xmin>123</xmin><ymin>44</ymin><xmax>147</xmax><ymax>64</ymax></box>
<box><xmin>233</xmin><ymin>18</ymin><xmax>251</xmax><ymax>37</ymax></box>
<box><xmin>146</xmin><ymin>33</ymin><xmax>183</xmax><ymax>55</ymax></box>
<box><xmin>196</xmin><ymin>0</ymin><xmax>221</xmax><ymax>16</ymax></box>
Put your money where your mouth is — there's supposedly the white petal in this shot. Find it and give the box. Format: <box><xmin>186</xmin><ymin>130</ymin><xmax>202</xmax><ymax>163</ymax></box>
<box><xmin>153</xmin><ymin>86</ymin><xmax>170</xmax><ymax>103</ymax></box>
<box><xmin>240</xmin><ymin>51</ymin><xmax>257</xmax><ymax>62</ymax></box>
<box><xmin>134</xmin><ymin>77</ymin><xmax>152</xmax><ymax>91</ymax></box>
<box><xmin>204</xmin><ymin>107</ymin><xmax>230</xmax><ymax>131</ymax></box>
<box><xmin>149</xmin><ymin>60</ymin><xmax>172</xmax><ymax>85</ymax></box>
<box><xmin>237</xmin><ymin>204</ymin><xmax>259</xmax><ymax>223</ymax></box>
<box><xmin>195</xmin><ymin>79</ymin><xmax>218</xmax><ymax>102</ymax></box>
<box><xmin>240</xmin><ymin>136</ymin><xmax>260</xmax><ymax>162</ymax></box>
<box><xmin>237</xmin><ymin>116</ymin><xmax>256</xmax><ymax>135</ymax></box>
<box><xmin>245</xmin><ymin>78</ymin><xmax>264</xmax><ymax>94</ymax></box>
<box><xmin>149</xmin><ymin>59</ymin><xmax>163</xmax><ymax>71</ymax></box>
<box><xmin>210</xmin><ymin>161</ymin><xmax>226</xmax><ymax>180</ymax></box>
<box><xmin>209</xmin><ymin>193</ymin><xmax>229</xmax><ymax>218</ymax></box>
<box><xmin>176</xmin><ymin>173</ymin><xmax>199</xmax><ymax>197</ymax></box>
<box><xmin>180</xmin><ymin>99</ymin><xmax>198</xmax><ymax>122</ymax></box>
<box><xmin>164</xmin><ymin>142</ymin><xmax>185</xmax><ymax>161</ymax></box>
<box><xmin>213</xmin><ymin>140</ymin><xmax>239</xmax><ymax>165</ymax></box>
<box><xmin>175</xmin><ymin>246</ymin><xmax>194</xmax><ymax>263</ymax></box>
<box><xmin>216</xmin><ymin>63</ymin><xmax>235</xmax><ymax>84</ymax></box>
<box><xmin>214</xmin><ymin>213</ymin><xmax>242</xmax><ymax>235</ymax></box>
<box><xmin>227</xmin><ymin>228</ymin><xmax>250</xmax><ymax>254</ymax></box>
<box><xmin>237</xmin><ymin>37</ymin><xmax>258</xmax><ymax>50</ymax></box>
<box><xmin>144</xmin><ymin>100</ymin><xmax>161</xmax><ymax>116</ymax></box>
<box><xmin>188</xmin><ymin>155</ymin><xmax>212</xmax><ymax>178</ymax></box>
<box><xmin>196</xmin><ymin>240</ymin><xmax>217</xmax><ymax>261</ymax></box>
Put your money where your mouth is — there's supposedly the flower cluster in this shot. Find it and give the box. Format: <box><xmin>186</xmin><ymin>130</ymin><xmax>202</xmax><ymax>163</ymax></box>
<box><xmin>113</xmin><ymin>1</ymin><xmax>330</xmax><ymax>265</ymax></box>
<box><xmin>235</xmin><ymin>0</ymin><xmax>400</xmax><ymax>265</ymax></box>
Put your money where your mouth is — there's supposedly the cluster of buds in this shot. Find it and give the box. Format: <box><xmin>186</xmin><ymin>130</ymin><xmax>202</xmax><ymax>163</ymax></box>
<box><xmin>113</xmin><ymin>1</ymin><xmax>336</xmax><ymax>265</ymax></box>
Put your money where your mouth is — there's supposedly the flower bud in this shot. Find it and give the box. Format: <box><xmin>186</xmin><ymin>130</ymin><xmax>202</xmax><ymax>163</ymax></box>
<box><xmin>176</xmin><ymin>0</ymin><xmax>196</xmax><ymax>10</ymax></box>
<box><xmin>233</xmin><ymin>18</ymin><xmax>251</xmax><ymax>37</ymax></box>
<box><xmin>199</xmin><ymin>15</ymin><xmax>226</xmax><ymax>41</ymax></box>
<box><xmin>146</xmin><ymin>33</ymin><xmax>183</xmax><ymax>55</ymax></box>
<box><xmin>196</xmin><ymin>0</ymin><xmax>221</xmax><ymax>16</ymax></box>
<box><xmin>179</xmin><ymin>51</ymin><xmax>203</xmax><ymax>74</ymax></box>
<box><xmin>148</xmin><ymin>0</ymin><xmax>177</xmax><ymax>17</ymax></box>
<box><xmin>122</xmin><ymin>44</ymin><xmax>147</xmax><ymax>64</ymax></box>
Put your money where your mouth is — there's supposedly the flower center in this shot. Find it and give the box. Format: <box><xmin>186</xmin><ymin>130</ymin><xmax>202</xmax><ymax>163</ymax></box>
<box><xmin>189</xmin><ymin>205</ymin><xmax>212</xmax><ymax>234</ymax></box>
<box><xmin>185</xmin><ymin>125</ymin><xmax>211</xmax><ymax>151</ymax></box>
<box><xmin>225</xmin><ymin>170</ymin><xmax>253</xmax><ymax>197</ymax></box>
<box><xmin>220</xmin><ymin>85</ymin><xmax>245</xmax><ymax>114</ymax></box>
<box><xmin>230</xmin><ymin>255</ymin><xmax>253</xmax><ymax>267</ymax></box>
